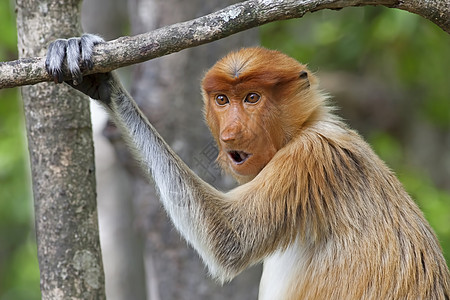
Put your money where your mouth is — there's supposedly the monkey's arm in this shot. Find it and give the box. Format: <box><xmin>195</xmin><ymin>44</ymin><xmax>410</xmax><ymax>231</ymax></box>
<box><xmin>45</xmin><ymin>35</ymin><xmax>293</xmax><ymax>282</ymax></box>
<box><xmin>102</xmin><ymin>84</ymin><xmax>296</xmax><ymax>281</ymax></box>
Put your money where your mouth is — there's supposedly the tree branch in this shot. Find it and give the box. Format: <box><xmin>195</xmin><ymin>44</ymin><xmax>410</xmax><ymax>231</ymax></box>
<box><xmin>1</xmin><ymin>0</ymin><xmax>449</xmax><ymax>89</ymax></box>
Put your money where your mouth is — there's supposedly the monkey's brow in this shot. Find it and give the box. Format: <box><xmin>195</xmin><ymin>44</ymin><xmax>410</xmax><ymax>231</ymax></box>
<box><xmin>232</xmin><ymin>65</ymin><xmax>244</xmax><ymax>78</ymax></box>
<box><xmin>229</xmin><ymin>56</ymin><xmax>252</xmax><ymax>78</ymax></box>
<box><xmin>210</xmin><ymin>90</ymin><xmax>225</xmax><ymax>93</ymax></box>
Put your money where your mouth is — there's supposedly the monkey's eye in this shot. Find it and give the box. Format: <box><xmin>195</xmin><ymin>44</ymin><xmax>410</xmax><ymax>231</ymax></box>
<box><xmin>215</xmin><ymin>94</ymin><xmax>229</xmax><ymax>106</ymax></box>
<box><xmin>244</xmin><ymin>93</ymin><xmax>261</xmax><ymax>104</ymax></box>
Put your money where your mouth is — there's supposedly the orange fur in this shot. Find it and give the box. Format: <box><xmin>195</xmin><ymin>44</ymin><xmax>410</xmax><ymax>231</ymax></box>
<box><xmin>202</xmin><ymin>47</ymin><xmax>450</xmax><ymax>299</ymax></box>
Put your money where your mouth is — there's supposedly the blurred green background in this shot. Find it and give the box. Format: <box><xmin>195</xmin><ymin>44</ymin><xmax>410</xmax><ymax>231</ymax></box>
<box><xmin>0</xmin><ymin>1</ymin><xmax>39</xmax><ymax>300</ymax></box>
<box><xmin>0</xmin><ymin>1</ymin><xmax>449</xmax><ymax>299</ymax></box>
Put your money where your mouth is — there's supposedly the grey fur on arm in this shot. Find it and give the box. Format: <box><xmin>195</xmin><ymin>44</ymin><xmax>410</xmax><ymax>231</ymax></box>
<box><xmin>45</xmin><ymin>35</ymin><xmax>250</xmax><ymax>282</ymax></box>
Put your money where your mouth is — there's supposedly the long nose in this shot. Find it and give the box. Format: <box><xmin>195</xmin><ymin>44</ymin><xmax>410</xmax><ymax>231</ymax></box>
<box><xmin>220</xmin><ymin>119</ymin><xmax>243</xmax><ymax>143</ymax></box>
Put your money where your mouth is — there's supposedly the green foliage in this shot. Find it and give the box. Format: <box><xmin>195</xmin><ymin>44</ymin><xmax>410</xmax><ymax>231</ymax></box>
<box><xmin>0</xmin><ymin>89</ymin><xmax>40</xmax><ymax>300</ymax></box>
<box><xmin>262</xmin><ymin>7</ymin><xmax>450</xmax><ymax>128</ymax></box>
<box><xmin>0</xmin><ymin>1</ymin><xmax>40</xmax><ymax>299</ymax></box>
<box><xmin>0</xmin><ymin>0</ymin><xmax>18</xmax><ymax>59</ymax></box>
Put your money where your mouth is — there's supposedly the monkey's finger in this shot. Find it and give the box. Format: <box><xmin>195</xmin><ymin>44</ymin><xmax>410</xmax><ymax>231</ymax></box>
<box><xmin>45</xmin><ymin>39</ymin><xmax>68</xmax><ymax>83</ymax></box>
<box><xmin>80</xmin><ymin>34</ymin><xmax>104</xmax><ymax>70</ymax></box>
<box><xmin>66</xmin><ymin>38</ymin><xmax>83</xmax><ymax>85</ymax></box>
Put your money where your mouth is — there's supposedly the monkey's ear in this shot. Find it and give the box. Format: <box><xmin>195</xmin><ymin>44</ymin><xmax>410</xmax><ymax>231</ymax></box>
<box><xmin>299</xmin><ymin>70</ymin><xmax>308</xmax><ymax>79</ymax></box>
<box><xmin>299</xmin><ymin>70</ymin><xmax>310</xmax><ymax>88</ymax></box>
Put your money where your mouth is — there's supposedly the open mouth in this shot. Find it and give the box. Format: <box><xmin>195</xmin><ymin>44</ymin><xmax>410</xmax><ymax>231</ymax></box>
<box><xmin>228</xmin><ymin>150</ymin><xmax>251</xmax><ymax>165</ymax></box>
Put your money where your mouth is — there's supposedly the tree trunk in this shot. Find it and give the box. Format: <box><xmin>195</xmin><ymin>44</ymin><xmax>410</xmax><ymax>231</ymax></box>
<box><xmin>15</xmin><ymin>0</ymin><xmax>106</xmax><ymax>299</ymax></box>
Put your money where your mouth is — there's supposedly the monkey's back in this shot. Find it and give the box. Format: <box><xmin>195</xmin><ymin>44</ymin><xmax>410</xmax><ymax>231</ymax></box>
<box><xmin>259</xmin><ymin>118</ymin><xmax>450</xmax><ymax>299</ymax></box>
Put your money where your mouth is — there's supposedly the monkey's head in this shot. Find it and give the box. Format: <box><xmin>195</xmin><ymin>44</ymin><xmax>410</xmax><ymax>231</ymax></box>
<box><xmin>202</xmin><ymin>47</ymin><xmax>324</xmax><ymax>183</ymax></box>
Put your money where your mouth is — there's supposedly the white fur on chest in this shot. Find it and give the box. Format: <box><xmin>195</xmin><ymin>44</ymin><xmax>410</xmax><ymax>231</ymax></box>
<box><xmin>259</xmin><ymin>241</ymin><xmax>308</xmax><ymax>300</ymax></box>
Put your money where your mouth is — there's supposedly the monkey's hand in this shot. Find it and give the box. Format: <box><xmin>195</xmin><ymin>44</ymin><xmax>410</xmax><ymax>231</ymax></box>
<box><xmin>45</xmin><ymin>33</ymin><xmax>118</xmax><ymax>103</ymax></box>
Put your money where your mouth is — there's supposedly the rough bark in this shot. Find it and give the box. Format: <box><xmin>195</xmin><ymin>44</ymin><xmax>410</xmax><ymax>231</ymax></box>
<box><xmin>2</xmin><ymin>0</ymin><xmax>449</xmax><ymax>89</ymax></box>
<box><xmin>15</xmin><ymin>0</ymin><xmax>106</xmax><ymax>299</ymax></box>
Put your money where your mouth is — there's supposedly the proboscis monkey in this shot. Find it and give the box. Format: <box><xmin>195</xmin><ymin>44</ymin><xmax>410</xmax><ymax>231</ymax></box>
<box><xmin>46</xmin><ymin>34</ymin><xmax>450</xmax><ymax>299</ymax></box>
